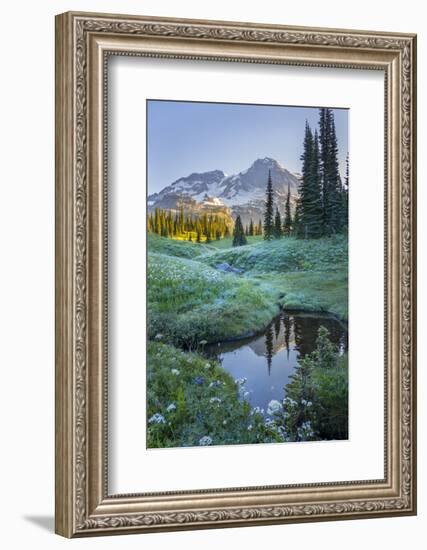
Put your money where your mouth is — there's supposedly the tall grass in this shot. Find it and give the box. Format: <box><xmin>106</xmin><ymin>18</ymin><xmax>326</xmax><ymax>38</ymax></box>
<box><xmin>148</xmin><ymin>252</ymin><xmax>280</xmax><ymax>347</ymax></box>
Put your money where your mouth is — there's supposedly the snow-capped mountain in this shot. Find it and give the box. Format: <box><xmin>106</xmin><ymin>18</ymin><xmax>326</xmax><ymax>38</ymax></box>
<box><xmin>148</xmin><ymin>169</ymin><xmax>226</xmax><ymax>206</ymax></box>
<box><xmin>148</xmin><ymin>157</ymin><xmax>300</xmax><ymax>226</ymax></box>
<box><xmin>219</xmin><ymin>157</ymin><xmax>299</xmax><ymax>206</ymax></box>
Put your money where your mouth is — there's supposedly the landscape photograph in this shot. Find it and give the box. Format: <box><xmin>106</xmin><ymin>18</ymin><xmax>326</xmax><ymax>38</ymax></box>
<box><xmin>146</xmin><ymin>99</ymin><xmax>349</xmax><ymax>449</ymax></box>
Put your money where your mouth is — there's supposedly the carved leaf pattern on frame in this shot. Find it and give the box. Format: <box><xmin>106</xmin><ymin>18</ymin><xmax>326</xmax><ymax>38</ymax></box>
<box><xmin>71</xmin><ymin>17</ymin><xmax>414</xmax><ymax>531</ymax></box>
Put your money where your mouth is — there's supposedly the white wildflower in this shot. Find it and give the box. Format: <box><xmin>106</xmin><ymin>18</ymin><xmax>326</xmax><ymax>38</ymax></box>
<box><xmin>199</xmin><ymin>436</ymin><xmax>213</xmax><ymax>446</ymax></box>
<box><xmin>251</xmin><ymin>406</ymin><xmax>264</xmax><ymax>416</ymax></box>
<box><xmin>267</xmin><ymin>399</ymin><xmax>283</xmax><ymax>416</ymax></box>
<box><xmin>277</xmin><ymin>425</ymin><xmax>287</xmax><ymax>438</ymax></box>
<box><xmin>148</xmin><ymin>413</ymin><xmax>166</xmax><ymax>424</ymax></box>
<box><xmin>264</xmin><ymin>418</ymin><xmax>276</xmax><ymax>428</ymax></box>
<box><xmin>171</xmin><ymin>369</ymin><xmax>180</xmax><ymax>376</ymax></box>
<box><xmin>210</xmin><ymin>397</ymin><xmax>221</xmax><ymax>404</ymax></box>
<box><xmin>166</xmin><ymin>403</ymin><xmax>176</xmax><ymax>413</ymax></box>
<box><xmin>284</xmin><ymin>397</ymin><xmax>297</xmax><ymax>407</ymax></box>
<box><xmin>297</xmin><ymin>420</ymin><xmax>315</xmax><ymax>439</ymax></box>
<box><xmin>154</xmin><ymin>333</ymin><xmax>163</xmax><ymax>340</ymax></box>
<box><xmin>235</xmin><ymin>377</ymin><xmax>247</xmax><ymax>386</ymax></box>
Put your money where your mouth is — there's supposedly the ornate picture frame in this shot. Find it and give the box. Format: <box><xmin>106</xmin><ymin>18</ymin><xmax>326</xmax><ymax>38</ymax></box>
<box><xmin>55</xmin><ymin>11</ymin><xmax>417</xmax><ymax>537</ymax></box>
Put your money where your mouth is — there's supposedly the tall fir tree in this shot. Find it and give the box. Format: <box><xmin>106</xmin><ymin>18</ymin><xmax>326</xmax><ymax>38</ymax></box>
<box><xmin>319</xmin><ymin>108</ymin><xmax>344</xmax><ymax>235</ymax></box>
<box><xmin>263</xmin><ymin>169</ymin><xmax>274</xmax><ymax>240</ymax></box>
<box><xmin>179</xmin><ymin>205</ymin><xmax>185</xmax><ymax>234</ymax></box>
<box><xmin>310</xmin><ymin>130</ymin><xmax>323</xmax><ymax>237</ymax></box>
<box><xmin>298</xmin><ymin>122</ymin><xmax>322</xmax><ymax>238</ymax></box>
<box><xmin>328</xmin><ymin>110</ymin><xmax>344</xmax><ymax>232</ymax></box>
<box><xmin>274</xmin><ymin>208</ymin><xmax>282</xmax><ymax>238</ymax></box>
<box><xmin>154</xmin><ymin>208</ymin><xmax>161</xmax><ymax>235</ymax></box>
<box><xmin>297</xmin><ymin>122</ymin><xmax>312</xmax><ymax>238</ymax></box>
<box><xmin>283</xmin><ymin>183</ymin><xmax>292</xmax><ymax>236</ymax></box>
<box><xmin>232</xmin><ymin>215</ymin><xmax>247</xmax><ymax>247</ymax></box>
<box><xmin>293</xmin><ymin>198</ymin><xmax>301</xmax><ymax>236</ymax></box>
<box><xmin>342</xmin><ymin>152</ymin><xmax>349</xmax><ymax>232</ymax></box>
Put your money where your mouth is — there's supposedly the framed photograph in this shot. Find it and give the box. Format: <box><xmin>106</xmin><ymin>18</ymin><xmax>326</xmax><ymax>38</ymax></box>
<box><xmin>55</xmin><ymin>11</ymin><xmax>417</xmax><ymax>537</ymax></box>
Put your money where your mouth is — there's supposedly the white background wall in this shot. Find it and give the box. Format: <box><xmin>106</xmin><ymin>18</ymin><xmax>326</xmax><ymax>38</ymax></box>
<box><xmin>0</xmin><ymin>1</ymin><xmax>424</xmax><ymax>548</ymax></box>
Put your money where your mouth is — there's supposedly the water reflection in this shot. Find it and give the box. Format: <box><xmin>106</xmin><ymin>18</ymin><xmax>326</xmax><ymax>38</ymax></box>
<box><xmin>205</xmin><ymin>311</ymin><xmax>348</xmax><ymax>413</ymax></box>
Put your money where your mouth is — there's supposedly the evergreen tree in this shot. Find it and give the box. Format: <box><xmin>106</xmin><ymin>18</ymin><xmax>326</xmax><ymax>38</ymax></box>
<box><xmin>232</xmin><ymin>215</ymin><xmax>247</xmax><ymax>247</ymax></box>
<box><xmin>274</xmin><ymin>316</ymin><xmax>281</xmax><ymax>340</ymax></box>
<box><xmin>298</xmin><ymin>123</ymin><xmax>322</xmax><ymax>238</ymax></box>
<box><xmin>160</xmin><ymin>210</ymin><xmax>166</xmax><ymax>236</ymax></box>
<box><xmin>283</xmin><ymin>183</ymin><xmax>292</xmax><ymax>236</ymax></box>
<box><xmin>345</xmin><ymin>152</ymin><xmax>349</xmax><ymax>188</ymax></box>
<box><xmin>257</xmin><ymin>219</ymin><xmax>263</xmax><ymax>236</ymax></box>
<box><xmin>319</xmin><ymin>108</ymin><xmax>344</xmax><ymax>235</ymax></box>
<box><xmin>293</xmin><ymin>197</ymin><xmax>301</xmax><ymax>236</ymax></box>
<box><xmin>342</xmin><ymin>152</ymin><xmax>349</xmax><ymax>232</ymax></box>
<box><xmin>265</xmin><ymin>324</ymin><xmax>274</xmax><ymax>376</ymax></box>
<box><xmin>166</xmin><ymin>211</ymin><xmax>173</xmax><ymax>236</ymax></box>
<box><xmin>249</xmin><ymin>219</ymin><xmax>254</xmax><ymax>236</ymax></box>
<box><xmin>274</xmin><ymin>208</ymin><xmax>282</xmax><ymax>238</ymax></box>
<box><xmin>310</xmin><ymin>130</ymin><xmax>323</xmax><ymax>237</ymax></box>
<box><xmin>179</xmin><ymin>206</ymin><xmax>185</xmax><ymax>234</ymax></box>
<box><xmin>328</xmin><ymin>111</ymin><xmax>344</xmax><ymax>232</ymax></box>
<box><xmin>154</xmin><ymin>208</ymin><xmax>161</xmax><ymax>235</ymax></box>
<box><xmin>297</xmin><ymin>122</ymin><xmax>313</xmax><ymax>238</ymax></box>
<box><xmin>196</xmin><ymin>229</ymin><xmax>201</xmax><ymax>243</ymax></box>
<box><xmin>263</xmin><ymin>170</ymin><xmax>274</xmax><ymax>240</ymax></box>
<box><xmin>312</xmin><ymin>326</ymin><xmax>338</xmax><ymax>370</ymax></box>
<box><xmin>283</xmin><ymin>314</ymin><xmax>292</xmax><ymax>359</ymax></box>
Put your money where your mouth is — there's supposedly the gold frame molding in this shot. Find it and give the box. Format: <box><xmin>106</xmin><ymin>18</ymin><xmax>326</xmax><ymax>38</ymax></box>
<box><xmin>55</xmin><ymin>11</ymin><xmax>417</xmax><ymax>538</ymax></box>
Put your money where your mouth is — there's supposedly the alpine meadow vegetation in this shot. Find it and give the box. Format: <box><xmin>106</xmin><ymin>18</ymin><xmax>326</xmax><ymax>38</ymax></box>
<box><xmin>146</xmin><ymin>107</ymin><xmax>349</xmax><ymax>448</ymax></box>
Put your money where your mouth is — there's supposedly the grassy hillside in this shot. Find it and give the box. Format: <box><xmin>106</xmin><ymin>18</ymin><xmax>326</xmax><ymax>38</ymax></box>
<box><xmin>207</xmin><ymin>235</ymin><xmax>263</xmax><ymax>250</ymax></box>
<box><xmin>148</xmin><ymin>252</ymin><xmax>280</xmax><ymax>348</ymax></box>
<box><xmin>200</xmin><ymin>234</ymin><xmax>348</xmax><ymax>319</ymax></box>
<box><xmin>147</xmin><ymin>234</ymin><xmax>348</xmax><ymax>448</ymax></box>
<box><xmin>258</xmin><ymin>271</ymin><xmax>348</xmax><ymax>320</ymax></box>
<box><xmin>201</xmin><ymin>235</ymin><xmax>347</xmax><ymax>274</ymax></box>
<box><xmin>147</xmin><ymin>234</ymin><xmax>348</xmax><ymax>349</ymax></box>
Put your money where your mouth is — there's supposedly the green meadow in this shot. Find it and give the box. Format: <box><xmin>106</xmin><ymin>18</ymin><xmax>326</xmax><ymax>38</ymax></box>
<box><xmin>147</xmin><ymin>233</ymin><xmax>348</xmax><ymax>448</ymax></box>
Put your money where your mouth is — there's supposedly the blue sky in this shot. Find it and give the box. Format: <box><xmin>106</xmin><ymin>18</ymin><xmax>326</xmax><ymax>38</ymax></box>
<box><xmin>147</xmin><ymin>100</ymin><xmax>348</xmax><ymax>194</ymax></box>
